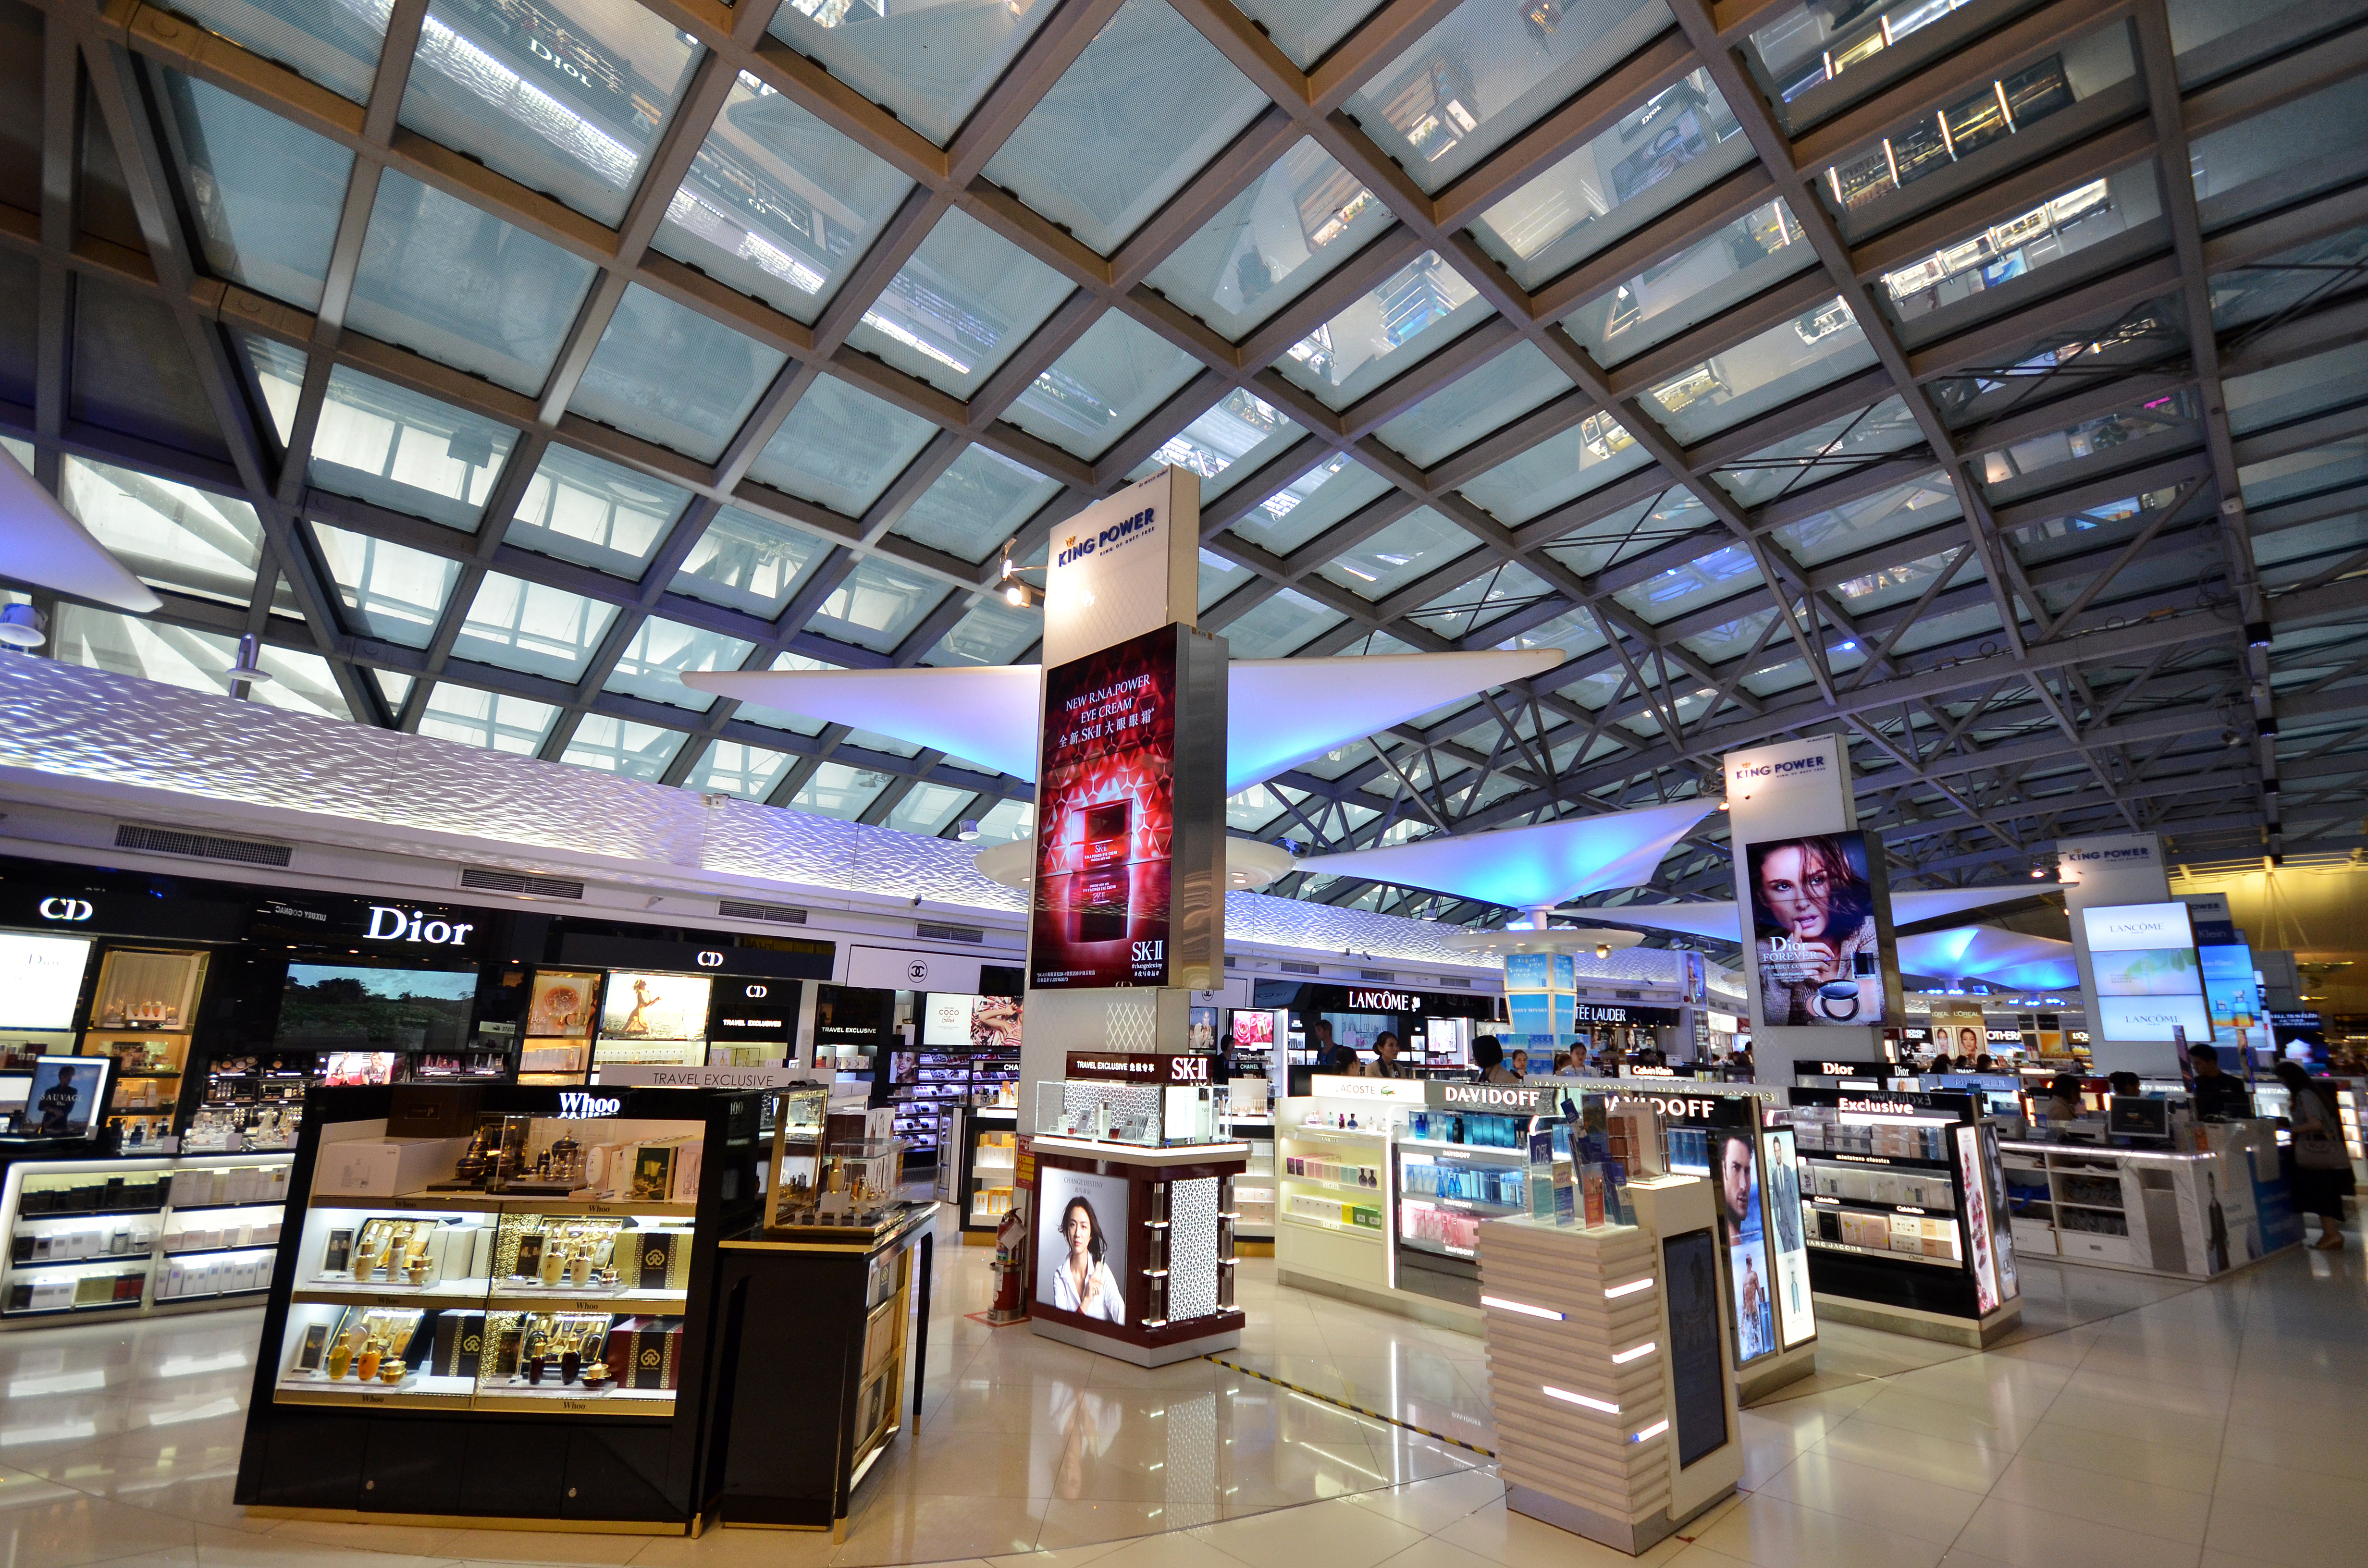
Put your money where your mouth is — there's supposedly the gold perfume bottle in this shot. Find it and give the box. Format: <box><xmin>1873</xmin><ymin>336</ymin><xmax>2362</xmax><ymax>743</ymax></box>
<box><xmin>539</xmin><ymin>1240</ymin><xmax>566</xmax><ymax>1287</ymax></box>
<box><xmin>326</xmin><ymin>1333</ymin><xmax>354</xmax><ymax>1381</ymax></box>
<box><xmin>570</xmin><ymin>1250</ymin><xmax>592</xmax><ymax>1287</ymax></box>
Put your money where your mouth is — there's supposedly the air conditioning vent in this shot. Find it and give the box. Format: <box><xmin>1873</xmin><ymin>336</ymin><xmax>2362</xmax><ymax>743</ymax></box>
<box><xmin>917</xmin><ymin>922</ymin><xmax>984</xmax><ymax>943</ymax></box>
<box><xmin>719</xmin><ymin>899</ymin><xmax>807</xmax><ymax>925</ymax></box>
<box><xmin>1280</xmin><ymin>960</ymin><xmax>1319</xmax><ymax>975</ymax></box>
<box><xmin>1438</xmin><ymin>976</ymin><xmax>1472</xmax><ymax>989</ymax></box>
<box><xmin>1616</xmin><ymin>989</ymin><xmax>1641</xmax><ymax>1000</ymax></box>
<box><xmin>459</xmin><ymin>868</ymin><xmax>585</xmax><ymax>900</ymax></box>
<box><xmin>114</xmin><ymin>824</ymin><xmax>291</xmax><ymax>868</ymax></box>
<box><xmin>1224</xmin><ymin>954</ymin><xmax>1240</xmax><ymax>968</ymax></box>
<box><xmin>1358</xmin><ymin>968</ymin><xmax>1394</xmax><ymax>982</ymax></box>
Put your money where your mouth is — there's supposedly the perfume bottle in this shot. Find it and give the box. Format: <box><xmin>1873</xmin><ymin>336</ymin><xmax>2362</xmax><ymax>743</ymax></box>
<box><xmin>326</xmin><ymin>1332</ymin><xmax>354</xmax><ymax>1381</ymax></box>
<box><xmin>539</xmin><ymin>1240</ymin><xmax>567</xmax><ymax>1287</ymax></box>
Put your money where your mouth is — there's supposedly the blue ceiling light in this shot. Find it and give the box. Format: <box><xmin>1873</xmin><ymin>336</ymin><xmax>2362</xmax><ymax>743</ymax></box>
<box><xmin>681</xmin><ymin>646</ymin><xmax>1567</xmax><ymax>793</ymax></box>
<box><xmin>1289</xmin><ymin>800</ymin><xmax>1714</xmax><ymax>909</ymax></box>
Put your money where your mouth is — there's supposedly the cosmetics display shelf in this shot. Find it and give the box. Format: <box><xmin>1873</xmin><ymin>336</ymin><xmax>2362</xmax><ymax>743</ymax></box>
<box><xmin>0</xmin><ymin>1151</ymin><xmax>292</xmax><ymax>1325</ymax></box>
<box><xmin>236</xmin><ymin>1084</ymin><xmax>763</xmax><ymax>1532</ymax></box>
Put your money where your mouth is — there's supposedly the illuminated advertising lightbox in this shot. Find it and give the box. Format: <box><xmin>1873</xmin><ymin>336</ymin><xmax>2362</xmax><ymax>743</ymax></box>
<box><xmin>1033</xmin><ymin>626</ymin><xmax>1177</xmax><ymax>986</ymax></box>
<box><xmin>1030</xmin><ymin>624</ymin><xmax>1226</xmax><ymax>990</ymax></box>
<box><xmin>1744</xmin><ymin>830</ymin><xmax>1889</xmax><ymax>1028</ymax></box>
<box><xmin>0</xmin><ymin>934</ymin><xmax>93</xmax><ymax>1031</ymax></box>
<box><xmin>2081</xmin><ymin>902</ymin><xmax>2211</xmax><ymax>1042</ymax></box>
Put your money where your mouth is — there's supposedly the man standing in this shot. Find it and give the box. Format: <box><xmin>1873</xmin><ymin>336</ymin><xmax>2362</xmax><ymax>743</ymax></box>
<box><xmin>2187</xmin><ymin>1043</ymin><xmax>2255</xmax><ymax>1120</ymax></box>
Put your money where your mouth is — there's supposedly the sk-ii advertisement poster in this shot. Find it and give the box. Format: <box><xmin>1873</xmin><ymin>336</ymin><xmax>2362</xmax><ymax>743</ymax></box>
<box><xmin>1031</xmin><ymin>625</ymin><xmax>1178</xmax><ymax>988</ymax></box>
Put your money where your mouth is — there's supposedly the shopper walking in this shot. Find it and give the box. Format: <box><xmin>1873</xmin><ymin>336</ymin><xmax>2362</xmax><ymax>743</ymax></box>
<box><xmin>2275</xmin><ymin>1061</ymin><xmax>2352</xmax><ymax>1250</ymax></box>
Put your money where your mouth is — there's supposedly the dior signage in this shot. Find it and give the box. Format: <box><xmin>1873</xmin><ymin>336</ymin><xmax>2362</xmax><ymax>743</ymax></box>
<box><xmin>363</xmin><ymin>905</ymin><xmax>477</xmax><ymax>946</ymax></box>
<box><xmin>37</xmin><ymin>897</ymin><xmax>93</xmax><ymax>922</ymax></box>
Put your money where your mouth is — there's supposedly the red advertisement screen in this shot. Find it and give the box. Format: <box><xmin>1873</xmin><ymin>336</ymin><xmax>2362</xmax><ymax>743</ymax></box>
<box><xmin>1031</xmin><ymin>627</ymin><xmax>1177</xmax><ymax>988</ymax></box>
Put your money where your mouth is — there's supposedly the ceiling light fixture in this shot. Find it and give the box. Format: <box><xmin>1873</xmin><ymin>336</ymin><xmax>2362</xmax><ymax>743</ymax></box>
<box><xmin>955</xmin><ymin>818</ymin><xmax>981</xmax><ymax>842</ymax></box>
<box><xmin>0</xmin><ymin>604</ymin><xmax>44</xmax><ymax>649</ymax></box>
<box><xmin>226</xmin><ymin>633</ymin><xmax>273</xmax><ymax>686</ymax></box>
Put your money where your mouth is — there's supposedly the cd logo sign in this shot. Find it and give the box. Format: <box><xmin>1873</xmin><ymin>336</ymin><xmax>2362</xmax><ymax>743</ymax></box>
<box><xmin>37</xmin><ymin>898</ymin><xmax>93</xmax><ymax>922</ymax></box>
<box><xmin>696</xmin><ymin>951</ymin><xmax>724</xmax><ymax>968</ymax></box>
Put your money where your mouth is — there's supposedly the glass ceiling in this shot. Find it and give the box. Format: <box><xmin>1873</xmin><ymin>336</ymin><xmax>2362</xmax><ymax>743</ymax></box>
<box><xmin>8</xmin><ymin>0</ymin><xmax>2361</xmax><ymax>883</ymax></box>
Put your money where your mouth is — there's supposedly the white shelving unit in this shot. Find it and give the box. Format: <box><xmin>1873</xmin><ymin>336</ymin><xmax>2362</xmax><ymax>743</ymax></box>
<box><xmin>0</xmin><ymin>1152</ymin><xmax>292</xmax><ymax>1324</ymax></box>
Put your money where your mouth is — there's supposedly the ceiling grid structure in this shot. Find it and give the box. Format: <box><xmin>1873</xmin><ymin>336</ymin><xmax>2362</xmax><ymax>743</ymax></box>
<box><xmin>1</xmin><ymin>0</ymin><xmax>2366</xmax><ymax>933</ymax></box>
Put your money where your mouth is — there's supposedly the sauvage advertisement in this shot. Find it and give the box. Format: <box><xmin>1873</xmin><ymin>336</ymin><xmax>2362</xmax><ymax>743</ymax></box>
<box><xmin>1031</xmin><ymin>626</ymin><xmax>1178</xmax><ymax>988</ymax></box>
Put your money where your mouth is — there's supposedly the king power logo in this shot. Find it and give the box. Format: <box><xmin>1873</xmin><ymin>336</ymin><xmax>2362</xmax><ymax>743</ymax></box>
<box><xmin>1056</xmin><ymin>504</ymin><xmax>1159</xmax><ymax>568</ymax></box>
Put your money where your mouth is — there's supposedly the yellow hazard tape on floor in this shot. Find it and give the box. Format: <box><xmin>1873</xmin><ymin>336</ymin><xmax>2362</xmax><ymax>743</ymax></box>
<box><xmin>1200</xmin><ymin>1353</ymin><xmax>1497</xmax><ymax>1460</ymax></box>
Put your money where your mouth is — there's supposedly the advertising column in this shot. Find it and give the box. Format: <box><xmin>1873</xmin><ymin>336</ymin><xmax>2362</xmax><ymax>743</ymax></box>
<box><xmin>1017</xmin><ymin>467</ymin><xmax>1223</xmax><ymax>1111</ymax></box>
<box><xmin>1724</xmin><ymin>736</ymin><xmax>1901</xmax><ymax>1081</ymax></box>
<box><xmin>2057</xmin><ymin>833</ymin><xmax>2178</xmax><ymax>1077</ymax></box>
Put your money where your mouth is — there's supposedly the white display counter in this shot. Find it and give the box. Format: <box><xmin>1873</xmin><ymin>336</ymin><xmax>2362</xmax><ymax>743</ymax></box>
<box><xmin>1999</xmin><ymin>1119</ymin><xmax>2301</xmax><ymax>1276</ymax></box>
<box><xmin>1475</xmin><ymin>1175</ymin><xmax>1741</xmax><ymax>1556</ymax></box>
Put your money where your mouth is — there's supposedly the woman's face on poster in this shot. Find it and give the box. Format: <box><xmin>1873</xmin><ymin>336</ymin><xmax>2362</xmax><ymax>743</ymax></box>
<box><xmin>1758</xmin><ymin>844</ymin><xmax>1838</xmax><ymax>941</ymax></box>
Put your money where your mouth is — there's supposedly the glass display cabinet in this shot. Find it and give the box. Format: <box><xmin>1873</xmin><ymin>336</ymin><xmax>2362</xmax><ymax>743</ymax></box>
<box><xmin>759</xmin><ymin>1087</ymin><xmax>916</xmax><ymax>1241</ymax></box>
<box><xmin>235</xmin><ymin>1083</ymin><xmax>761</xmax><ymax>1531</ymax></box>
<box><xmin>1028</xmin><ymin>1052</ymin><xmax>1248</xmax><ymax>1368</ymax></box>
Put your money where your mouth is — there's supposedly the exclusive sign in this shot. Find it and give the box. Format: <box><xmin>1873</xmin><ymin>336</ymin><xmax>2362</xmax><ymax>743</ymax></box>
<box><xmin>1064</xmin><ymin>1052</ymin><xmax>1212</xmax><ymax>1084</ymax></box>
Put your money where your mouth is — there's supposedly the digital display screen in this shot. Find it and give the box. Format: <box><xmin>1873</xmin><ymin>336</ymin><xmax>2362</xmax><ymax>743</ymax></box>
<box><xmin>1031</xmin><ymin>626</ymin><xmax>1177</xmax><ymax>988</ymax></box>
<box><xmin>0</xmin><ymin>934</ymin><xmax>94</xmax><ymax>1032</ymax></box>
<box><xmin>597</xmin><ymin>972</ymin><xmax>714</xmax><ymax>1043</ymax></box>
<box><xmin>921</xmin><ymin>993</ymin><xmax>977</xmax><ymax>1048</ymax></box>
<box><xmin>1662</xmin><ymin>1228</ymin><xmax>1728</xmax><ymax>1469</ymax></box>
<box><xmin>2083</xmin><ymin>903</ymin><xmax>2211</xmax><ymax>1041</ymax></box>
<box><xmin>276</xmin><ymin>964</ymin><xmax>477</xmax><ymax>1051</ymax></box>
<box><xmin>1745</xmin><ymin>831</ymin><xmax>1888</xmax><ymax>1028</ymax></box>
<box><xmin>1232</xmin><ymin>1010</ymin><xmax>1274</xmax><ymax>1050</ymax></box>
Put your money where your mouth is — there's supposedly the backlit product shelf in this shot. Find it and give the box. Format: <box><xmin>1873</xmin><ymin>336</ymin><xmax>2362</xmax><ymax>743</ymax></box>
<box><xmin>0</xmin><ymin>1152</ymin><xmax>294</xmax><ymax>1325</ymax></box>
<box><xmin>240</xmin><ymin>1084</ymin><xmax>758</xmax><ymax>1531</ymax></box>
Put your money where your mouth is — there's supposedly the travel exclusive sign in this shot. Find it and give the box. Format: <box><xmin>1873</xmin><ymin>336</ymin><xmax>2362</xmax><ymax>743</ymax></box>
<box><xmin>1042</xmin><ymin>467</ymin><xmax>1203</xmax><ymax>668</ymax></box>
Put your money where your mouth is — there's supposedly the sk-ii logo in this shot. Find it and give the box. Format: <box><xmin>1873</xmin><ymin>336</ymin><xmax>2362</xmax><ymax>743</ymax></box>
<box><xmin>1057</xmin><ymin>506</ymin><xmax>1158</xmax><ymax>566</ymax></box>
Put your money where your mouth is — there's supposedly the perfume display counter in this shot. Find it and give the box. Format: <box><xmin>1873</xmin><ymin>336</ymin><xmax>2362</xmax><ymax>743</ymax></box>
<box><xmin>0</xmin><ymin>1144</ymin><xmax>292</xmax><ymax>1324</ymax></box>
<box><xmin>703</xmin><ymin>1202</ymin><xmax>937</xmax><ymax>1536</ymax></box>
<box><xmin>234</xmin><ymin>1084</ymin><xmax>765</xmax><ymax>1534</ymax></box>
<box><xmin>1029</xmin><ymin>1054</ymin><xmax>1248</xmax><ymax>1367</ymax></box>
<box><xmin>1476</xmin><ymin>1176</ymin><xmax>1743</xmax><ymax>1556</ymax></box>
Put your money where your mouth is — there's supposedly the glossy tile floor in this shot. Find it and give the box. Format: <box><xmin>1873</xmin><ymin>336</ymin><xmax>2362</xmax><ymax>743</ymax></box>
<box><xmin>0</xmin><ymin>1205</ymin><xmax>2359</xmax><ymax>1568</ymax></box>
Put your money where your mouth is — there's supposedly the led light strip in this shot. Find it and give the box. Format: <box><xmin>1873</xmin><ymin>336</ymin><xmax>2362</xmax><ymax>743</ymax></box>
<box><xmin>1610</xmin><ymin>1341</ymin><xmax>1658</xmax><ymax>1364</ymax></box>
<box><xmin>1631</xmin><ymin>1420</ymin><xmax>1669</xmax><ymax>1443</ymax></box>
<box><xmin>1542</xmin><ymin>1385</ymin><xmax>1620</xmax><ymax>1415</ymax></box>
<box><xmin>1604</xmin><ymin>1277</ymin><xmax>1655</xmax><ymax>1298</ymax></box>
<box><xmin>1479</xmin><ymin>1295</ymin><xmax>1565</xmax><ymax>1321</ymax></box>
